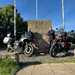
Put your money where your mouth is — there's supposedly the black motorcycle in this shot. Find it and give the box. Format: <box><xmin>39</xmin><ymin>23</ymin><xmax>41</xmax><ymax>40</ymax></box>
<box><xmin>20</xmin><ymin>32</ymin><xmax>34</xmax><ymax>57</ymax></box>
<box><xmin>3</xmin><ymin>32</ymin><xmax>34</xmax><ymax>57</ymax></box>
<box><xmin>49</xmin><ymin>32</ymin><xmax>71</xmax><ymax>57</ymax></box>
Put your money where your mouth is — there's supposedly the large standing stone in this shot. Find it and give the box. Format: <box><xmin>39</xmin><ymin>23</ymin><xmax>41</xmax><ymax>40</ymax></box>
<box><xmin>27</xmin><ymin>20</ymin><xmax>52</xmax><ymax>52</ymax></box>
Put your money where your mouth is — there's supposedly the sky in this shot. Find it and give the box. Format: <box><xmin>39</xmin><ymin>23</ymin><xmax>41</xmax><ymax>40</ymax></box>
<box><xmin>0</xmin><ymin>0</ymin><xmax>75</xmax><ymax>31</ymax></box>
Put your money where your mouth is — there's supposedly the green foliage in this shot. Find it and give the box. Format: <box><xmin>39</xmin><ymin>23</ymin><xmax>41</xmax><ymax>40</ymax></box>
<box><xmin>0</xmin><ymin>5</ymin><xmax>14</xmax><ymax>27</ymax></box>
<box><xmin>0</xmin><ymin>5</ymin><xmax>27</xmax><ymax>35</ymax></box>
<box><xmin>0</xmin><ymin>58</ymin><xmax>19</xmax><ymax>75</ymax></box>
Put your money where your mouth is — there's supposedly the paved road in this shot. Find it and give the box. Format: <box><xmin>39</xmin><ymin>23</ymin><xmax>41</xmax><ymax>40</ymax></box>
<box><xmin>16</xmin><ymin>63</ymin><xmax>75</xmax><ymax>75</ymax></box>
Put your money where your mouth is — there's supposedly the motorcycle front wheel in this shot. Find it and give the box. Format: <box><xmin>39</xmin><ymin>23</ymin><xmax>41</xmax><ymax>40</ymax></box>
<box><xmin>24</xmin><ymin>43</ymin><xmax>34</xmax><ymax>57</ymax></box>
<box><xmin>49</xmin><ymin>44</ymin><xmax>58</xmax><ymax>57</ymax></box>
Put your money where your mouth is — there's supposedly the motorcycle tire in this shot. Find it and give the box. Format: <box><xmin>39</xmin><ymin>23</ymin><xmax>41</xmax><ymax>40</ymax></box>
<box><xmin>24</xmin><ymin>43</ymin><xmax>34</xmax><ymax>57</ymax></box>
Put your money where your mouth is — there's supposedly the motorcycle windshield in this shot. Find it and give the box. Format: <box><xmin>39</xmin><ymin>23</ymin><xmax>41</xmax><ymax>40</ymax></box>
<box><xmin>24</xmin><ymin>32</ymin><xmax>31</xmax><ymax>40</ymax></box>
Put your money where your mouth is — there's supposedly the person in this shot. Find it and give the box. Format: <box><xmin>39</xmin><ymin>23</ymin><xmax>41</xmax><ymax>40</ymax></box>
<box><xmin>48</xmin><ymin>27</ymin><xmax>55</xmax><ymax>47</ymax></box>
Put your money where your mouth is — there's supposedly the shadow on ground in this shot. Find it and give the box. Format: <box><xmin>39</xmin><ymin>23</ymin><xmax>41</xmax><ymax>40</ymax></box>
<box><xmin>16</xmin><ymin>61</ymin><xmax>42</xmax><ymax>74</ymax></box>
<box><xmin>51</xmin><ymin>49</ymin><xmax>75</xmax><ymax>58</ymax></box>
<box><xmin>33</xmin><ymin>49</ymin><xmax>75</xmax><ymax>58</ymax></box>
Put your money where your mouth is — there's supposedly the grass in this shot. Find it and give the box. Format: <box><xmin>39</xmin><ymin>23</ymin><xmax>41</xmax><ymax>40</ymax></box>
<box><xmin>0</xmin><ymin>58</ymin><xmax>19</xmax><ymax>75</ymax></box>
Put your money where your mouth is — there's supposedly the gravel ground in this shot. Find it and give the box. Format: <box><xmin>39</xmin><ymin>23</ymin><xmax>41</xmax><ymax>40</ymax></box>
<box><xmin>19</xmin><ymin>49</ymin><xmax>75</xmax><ymax>63</ymax></box>
<box><xmin>0</xmin><ymin>49</ymin><xmax>75</xmax><ymax>63</ymax></box>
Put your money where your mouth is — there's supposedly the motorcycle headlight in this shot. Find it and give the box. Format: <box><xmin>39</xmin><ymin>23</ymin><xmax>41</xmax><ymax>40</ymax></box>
<box><xmin>3</xmin><ymin>37</ymin><xmax>10</xmax><ymax>44</ymax></box>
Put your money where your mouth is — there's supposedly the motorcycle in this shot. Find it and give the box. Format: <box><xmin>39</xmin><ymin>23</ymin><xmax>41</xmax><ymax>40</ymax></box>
<box><xmin>49</xmin><ymin>32</ymin><xmax>71</xmax><ymax>57</ymax></box>
<box><xmin>20</xmin><ymin>32</ymin><xmax>34</xmax><ymax>57</ymax></box>
<box><xmin>3</xmin><ymin>32</ymin><xmax>34</xmax><ymax>57</ymax></box>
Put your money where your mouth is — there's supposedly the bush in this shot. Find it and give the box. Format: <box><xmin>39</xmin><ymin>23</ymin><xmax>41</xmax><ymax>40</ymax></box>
<box><xmin>0</xmin><ymin>58</ymin><xmax>19</xmax><ymax>75</ymax></box>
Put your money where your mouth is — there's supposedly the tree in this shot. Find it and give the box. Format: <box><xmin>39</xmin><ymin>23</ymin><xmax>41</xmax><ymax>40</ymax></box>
<box><xmin>0</xmin><ymin>5</ymin><xmax>27</xmax><ymax>36</ymax></box>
